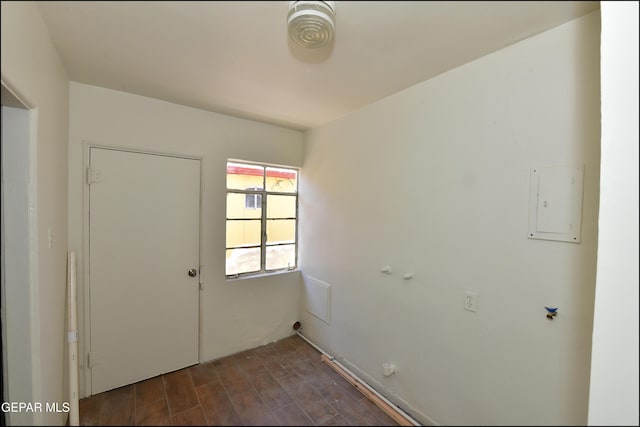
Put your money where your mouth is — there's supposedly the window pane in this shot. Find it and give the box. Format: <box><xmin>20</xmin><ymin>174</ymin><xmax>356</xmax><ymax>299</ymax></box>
<box><xmin>227</xmin><ymin>162</ymin><xmax>264</xmax><ymax>190</ymax></box>
<box><xmin>267</xmin><ymin>219</ymin><xmax>296</xmax><ymax>244</ymax></box>
<box><xmin>266</xmin><ymin>244</ymin><xmax>296</xmax><ymax>270</ymax></box>
<box><xmin>266</xmin><ymin>195</ymin><xmax>296</xmax><ymax>218</ymax></box>
<box><xmin>226</xmin><ymin>247</ymin><xmax>261</xmax><ymax>275</ymax></box>
<box><xmin>226</xmin><ymin>220</ymin><xmax>261</xmax><ymax>247</ymax></box>
<box><xmin>227</xmin><ymin>193</ymin><xmax>261</xmax><ymax>219</ymax></box>
<box><xmin>266</xmin><ymin>167</ymin><xmax>297</xmax><ymax>193</ymax></box>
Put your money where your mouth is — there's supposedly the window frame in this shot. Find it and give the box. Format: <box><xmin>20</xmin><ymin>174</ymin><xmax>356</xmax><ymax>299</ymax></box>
<box><xmin>225</xmin><ymin>161</ymin><xmax>298</xmax><ymax>279</ymax></box>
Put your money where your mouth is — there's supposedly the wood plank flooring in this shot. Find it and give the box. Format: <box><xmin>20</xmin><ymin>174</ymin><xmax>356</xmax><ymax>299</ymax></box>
<box><xmin>79</xmin><ymin>334</ymin><xmax>400</xmax><ymax>426</ymax></box>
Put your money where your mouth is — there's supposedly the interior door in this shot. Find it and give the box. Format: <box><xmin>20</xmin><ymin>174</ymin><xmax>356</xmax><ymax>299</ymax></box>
<box><xmin>88</xmin><ymin>147</ymin><xmax>200</xmax><ymax>394</ymax></box>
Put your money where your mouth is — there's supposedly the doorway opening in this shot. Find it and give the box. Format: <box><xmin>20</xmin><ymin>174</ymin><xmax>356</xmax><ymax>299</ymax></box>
<box><xmin>1</xmin><ymin>82</ymin><xmax>37</xmax><ymax>426</ymax></box>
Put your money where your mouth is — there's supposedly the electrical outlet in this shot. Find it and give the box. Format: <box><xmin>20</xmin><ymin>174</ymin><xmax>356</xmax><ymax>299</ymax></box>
<box><xmin>464</xmin><ymin>291</ymin><xmax>477</xmax><ymax>312</ymax></box>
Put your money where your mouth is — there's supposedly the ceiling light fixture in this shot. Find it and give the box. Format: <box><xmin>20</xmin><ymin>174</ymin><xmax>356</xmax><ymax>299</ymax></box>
<box><xmin>288</xmin><ymin>1</ymin><xmax>336</xmax><ymax>49</ymax></box>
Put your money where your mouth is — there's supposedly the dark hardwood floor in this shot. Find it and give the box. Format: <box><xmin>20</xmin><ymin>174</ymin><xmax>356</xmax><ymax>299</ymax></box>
<box><xmin>79</xmin><ymin>334</ymin><xmax>400</xmax><ymax>426</ymax></box>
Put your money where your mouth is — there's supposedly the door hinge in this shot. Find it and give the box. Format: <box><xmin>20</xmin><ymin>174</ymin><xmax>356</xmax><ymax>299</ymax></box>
<box><xmin>87</xmin><ymin>167</ymin><xmax>101</xmax><ymax>185</ymax></box>
<box><xmin>88</xmin><ymin>352</ymin><xmax>98</xmax><ymax>368</ymax></box>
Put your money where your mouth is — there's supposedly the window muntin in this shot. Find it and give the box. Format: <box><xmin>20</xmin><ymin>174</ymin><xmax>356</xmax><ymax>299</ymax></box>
<box><xmin>225</xmin><ymin>161</ymin><xmax>298</xmax><ymax>277</ymax></box>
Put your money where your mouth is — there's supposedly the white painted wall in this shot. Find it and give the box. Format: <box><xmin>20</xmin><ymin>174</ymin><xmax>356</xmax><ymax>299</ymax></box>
<box><xmin>67</xmin><ymin>82</ymin><xmax>304</xmax><ymax>397</ymax></box>
<box><xmin>1</xmin><ymin>2</ymin><xmax>70</xmax><ymax>425</ymax></box>
<box><xmin>299</xmin><ymin>12</ymin><xmax>601</xmax><ymax>426</ymax></box>
<box><xmin>588</xmin><ymin>3</ymin><xmax>639</xmax><ymax>426</ymax></box>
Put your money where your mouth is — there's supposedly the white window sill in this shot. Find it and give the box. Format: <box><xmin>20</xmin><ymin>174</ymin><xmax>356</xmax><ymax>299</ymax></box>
<box><xmin>225</xmin><ymin>268</ymin><xmax>300</xmax><ymax>282</ymax></box>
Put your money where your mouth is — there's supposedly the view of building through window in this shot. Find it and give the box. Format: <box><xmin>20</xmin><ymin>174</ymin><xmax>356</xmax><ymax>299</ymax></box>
<box><xmin>226</xmin><ymin>161</ymin><xmax>298</xmax><ymax>277</ymax></box>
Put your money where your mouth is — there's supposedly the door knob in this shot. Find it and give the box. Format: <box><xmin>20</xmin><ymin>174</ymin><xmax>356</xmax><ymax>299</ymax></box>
<box><xmin>188</xmin><ymin>268</ymin><xmax>198</xmax><ymax>277</ymax></box>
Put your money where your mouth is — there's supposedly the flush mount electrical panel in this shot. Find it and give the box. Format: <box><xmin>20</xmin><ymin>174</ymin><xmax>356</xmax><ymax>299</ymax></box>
<box><xmin>528</xmin><ymin>164</ymin><xmax>584</xmax><ymax>243</ymax></box>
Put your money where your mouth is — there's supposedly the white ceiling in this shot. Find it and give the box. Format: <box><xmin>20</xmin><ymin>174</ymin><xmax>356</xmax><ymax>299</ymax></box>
<box><xmin>37</xmin><ymin>1</ymin><xmax>600</xmax><ymax>130</ymax></box>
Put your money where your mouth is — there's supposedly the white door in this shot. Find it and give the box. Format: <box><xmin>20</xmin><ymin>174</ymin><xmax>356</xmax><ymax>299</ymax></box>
<box><xmin>88</xmin><ymin>147</ymin><xmax>200</xmax><ymax>394</ymax></box>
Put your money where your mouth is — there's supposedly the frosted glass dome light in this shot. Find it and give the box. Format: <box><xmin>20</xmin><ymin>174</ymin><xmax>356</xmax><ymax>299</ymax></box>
<box><xmin>288</xmin><ymin>1</ymin><xmax>336</xmax><ymax>48</ymax></box>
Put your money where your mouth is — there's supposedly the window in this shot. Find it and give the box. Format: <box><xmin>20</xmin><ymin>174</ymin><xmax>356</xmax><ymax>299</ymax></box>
<box><xmin>226</xmin><ymin>161</ymin><xmax>298</xmax><ymax>277</ymax></box>
<box><xmin>244</xmin><ymin>188</ymin><xmax>262</xmax><ymax>209</ymax></box>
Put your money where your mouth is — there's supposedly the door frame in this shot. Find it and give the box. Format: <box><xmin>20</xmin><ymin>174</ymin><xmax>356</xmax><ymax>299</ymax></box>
<box><xmin>1</xmin><ymin>80</ymin><xmax>41</xmax><ymax>425</ymax></box>
<box><xmin>80</xmin><ymin>142</ymin><xmax>204</xmax><ymax>397</ymax></box>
